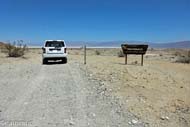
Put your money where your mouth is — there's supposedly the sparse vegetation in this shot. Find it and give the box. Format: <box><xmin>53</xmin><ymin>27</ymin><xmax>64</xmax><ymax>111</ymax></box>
<box><xmin>4</xmin><ymin>40</ymin><xmax>27</xmax><ymax>57</ymax></box>
<box><xmin>117</xmin><ymin>50</ymin><xmax>124</xmax><ymax>57</ymax></box>
<box><xmin>173</xmin><ymin>51</ymin><xmax>182</xmax><ymax>56</ymax></box>
<box><xmin>175</xmin><ymin>56</ymin><xmax>190</xmax><ymax>63</ymax></box>
<box><xmin>95</xmin><ymin>50</ymin><xmax>100</xmax><ymax>55</ymax></box>
<box><xmin>149</xmin><ymin>48</ymin><xmax>154</xmax><ymax>51</ymax></box>
<box><xmin>131</xmin><ymin>60</ymin><xmax>138</xmax><ymax>65</ymax></box>
<box><xmin>188</xmin><ymin>50</ymin><xmax>190</xmax><ymax>57</ymax></box>
<box><xmin>172</xmin><ymin>50</ymin><xmax>190</xmax><ymax>64</ymax></box>
<box><xmin>0</xmin><ymin>47</ymin><xmax>190</xmax><ymax>127</ymax></box>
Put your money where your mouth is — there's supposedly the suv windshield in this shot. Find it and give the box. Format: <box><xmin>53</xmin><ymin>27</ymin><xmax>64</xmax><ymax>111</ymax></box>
<box><xmin>45</xmin><ymin>41</ymin><xmax>65</xmax><ymax>47</ymax></box>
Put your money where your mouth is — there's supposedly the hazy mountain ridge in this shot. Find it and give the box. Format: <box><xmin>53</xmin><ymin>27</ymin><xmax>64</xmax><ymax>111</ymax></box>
<box><xmin>1</xmin><ymin>41</ymin><xmax>190</xmax><ymax>48</ymax></box>
<box><xmin>67</xmin><ymin>40</ymin><xmax>190</xmax><ymax>48</ymax></box>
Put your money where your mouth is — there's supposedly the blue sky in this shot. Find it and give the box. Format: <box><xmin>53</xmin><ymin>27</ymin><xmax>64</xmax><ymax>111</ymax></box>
<box><xmin>0</xmin><ymin>0</ymin><xmax>190</xmax><ymax>44</ymax></box>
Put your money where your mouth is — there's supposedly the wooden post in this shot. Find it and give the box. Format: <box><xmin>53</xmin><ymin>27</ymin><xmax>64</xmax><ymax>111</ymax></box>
<box><xmin>125</xmin><ymin>54</ymin><xmax>127</xmax><ymax>64</ymax></box>
<box><xmin>84</xmin><ymin>45</ymin><xmax>86</xmax><ymax>64</ymax></box>
<box><xmin>141</xmin><ymin>54</ymin><xmax>143</xmax><ymax>66</ymax></box>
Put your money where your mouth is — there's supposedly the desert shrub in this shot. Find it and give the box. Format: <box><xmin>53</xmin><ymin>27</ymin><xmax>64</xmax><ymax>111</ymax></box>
<box><xmin>149</xmin><ymin>48</ymin><xmax>154</xmax><ymax>51</ymax></box>
<box><xmin>175</xmin><ymin>56</ymin><xmax>190</xmax><ymax>64</ymax></box>
<box><xmin>131</xmin><ymin>61</ymin><xmax>138</xmax><ymax>65</ymax></box>
<box><xmin>75</xmin><ymin>52</ymin><xmax>79</xmax><ymax>55</ymax></box>
<box><xmin>188</xmin><ymin>50</ymin><xmax>190</xmax><ymax>57</ymax></box>
<box><xmin>0</xmin><ymin>42</ymin><xmax>7</xmax><ymax>53</ymax></box>
<box><xmin>117</xmin><ymin>50</ymin><xmax>124</xmax><ymax>57</ymax></box>
<box><xmin>173</xmin><ymin>51</ymin><xmax>182</xmax><ymax>56</ymax></box>
<box><xmin>95</xmin><ymin>50</ymin><xmax>100</xmax><ymax>55</ymax></box>
<box><xmin>171</xmin><ymin>50</ymin><xmax>190</xmax><ymax>64</ymax></box>
<box><xmin>4</xmin><ymin>40</ymin><xmax>27</xmax><ymax>57</ymax></box>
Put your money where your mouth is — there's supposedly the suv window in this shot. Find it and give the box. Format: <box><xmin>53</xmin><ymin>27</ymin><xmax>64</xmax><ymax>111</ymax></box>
<box><xmin>45</xmin><ymin>41</ymin><xmax>65</xmax><ymax>47</ymax></box>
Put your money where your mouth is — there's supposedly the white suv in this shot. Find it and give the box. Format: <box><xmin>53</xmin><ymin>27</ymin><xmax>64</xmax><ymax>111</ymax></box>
<box><xmin>42</xmin><ymin>40</ymin><xmax>67</xmax><ymax>64</ymax></box>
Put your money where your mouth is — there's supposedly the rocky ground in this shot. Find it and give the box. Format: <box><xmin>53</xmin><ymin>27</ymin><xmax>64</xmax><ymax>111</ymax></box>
<box><xmin>69</xmin><ymin>48</ymin><xmax>190</xmax><ymax>127</ymax></box>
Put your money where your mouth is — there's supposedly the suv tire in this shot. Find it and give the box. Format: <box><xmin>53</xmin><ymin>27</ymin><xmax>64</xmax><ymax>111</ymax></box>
<box><xmin>42</xmin><ymin>59</ymin><xmax>47</xmax><ymax>64</ymax></box>
<box><xmin>62</xmin><ymin>58</ymin><xmax>67</xmax><ymax>64</ymax></box>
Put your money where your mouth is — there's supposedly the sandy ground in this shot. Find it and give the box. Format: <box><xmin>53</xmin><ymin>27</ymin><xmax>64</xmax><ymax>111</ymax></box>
<box><xmin>69</xmin><ymin>48</ymin><xmax>190</xmax><ymax>127</ymax></box>
<box><xmin>0</xmin><ymin>49</ymin><xmax>144</xmax><ymax>127</ymax></box>
<box><xmin>0</xmin><ymin>48</ymin><xmax>189</xmax><ymax>127</ymax></box>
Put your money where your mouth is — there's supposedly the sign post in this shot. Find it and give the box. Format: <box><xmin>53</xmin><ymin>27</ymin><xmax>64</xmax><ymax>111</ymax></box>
<box><xmin>84</xmin><ymin>45</ymin><xmax>86</xmax><ymax>64</ymax></box>
<box><xmin>121</xmin><ymin>44</ymin><xmax>148</xmax><ymax>66</ymax></box>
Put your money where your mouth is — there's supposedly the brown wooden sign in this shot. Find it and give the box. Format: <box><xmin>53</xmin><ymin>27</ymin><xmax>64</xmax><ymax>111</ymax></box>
<box><xmin>121</xmin><ymin>44</ymin><xmax>148</xmax><ymax>66</ymax></box>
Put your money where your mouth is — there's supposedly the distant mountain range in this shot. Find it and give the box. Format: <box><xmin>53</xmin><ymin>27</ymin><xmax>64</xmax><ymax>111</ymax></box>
<box><xmin>1</xmin><ymin>41</ymin><xmax>190</xmax><ymax>48</ymax></box>
<box><xmin>148</xmin><ymin>41</ymin><xmax>190</xmax><ymax>48</ymax></box>
<box><xmin>66</xmin><ymin>40</ymin><xmax>190</xmax><ymax>48</ymax></box>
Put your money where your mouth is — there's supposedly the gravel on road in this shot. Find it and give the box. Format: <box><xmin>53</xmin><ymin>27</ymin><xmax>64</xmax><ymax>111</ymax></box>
<box><xmin>0</xmin><ymin>57</ymin><xmax>144</xmax><ymax>127</ymax></box>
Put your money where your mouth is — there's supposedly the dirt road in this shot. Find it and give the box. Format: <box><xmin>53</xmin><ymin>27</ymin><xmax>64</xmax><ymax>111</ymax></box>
<box><xmin>0</xmin><ymin>55</ymin><xmax>144</xmax><ymax>127</ymax></box>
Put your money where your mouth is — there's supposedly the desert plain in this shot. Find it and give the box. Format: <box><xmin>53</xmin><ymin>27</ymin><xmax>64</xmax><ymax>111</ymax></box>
<box><xmin>0</xmin><ymin>47</ymin><xmax>189</xmax><ymax>127</ymax></box>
